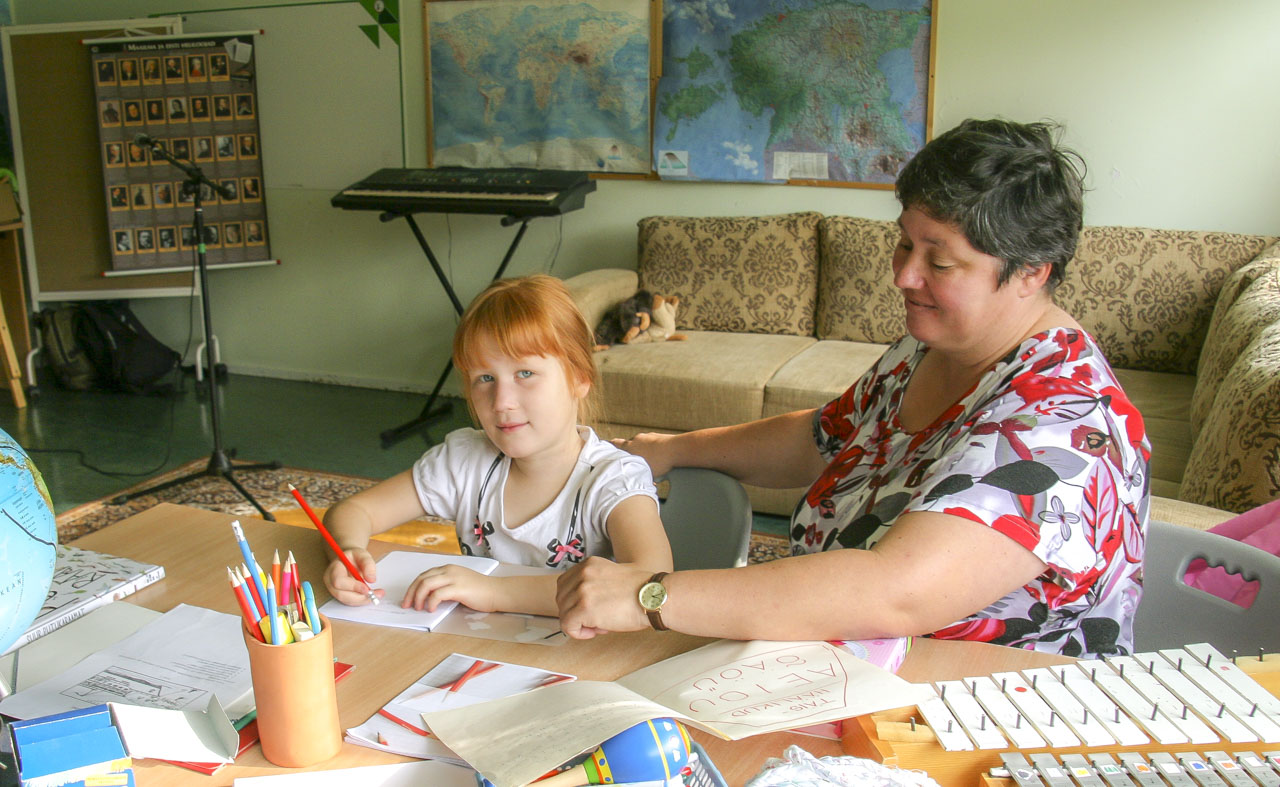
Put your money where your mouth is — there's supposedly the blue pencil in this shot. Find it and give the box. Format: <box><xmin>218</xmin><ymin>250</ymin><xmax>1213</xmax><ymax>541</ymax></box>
<box><xmin>266</xmin><ymin>576</ymin><xmax>280</xmax><ymax>645</ymax></box>
<box><xmin>230</xmin><ymin>520</ymin><xmax>269</xmax><ymax>614</ymax></box>
<box><xmin>302</xmin><ymin>581</ymin><xmax>322</xmax><ymax>636</ymax></box>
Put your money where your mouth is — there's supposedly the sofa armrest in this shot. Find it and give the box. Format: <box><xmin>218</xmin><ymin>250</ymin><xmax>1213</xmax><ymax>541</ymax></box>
<box><xmin>1181</xmin><ymin>242</ymin><xmax>1280</xmax><ymax>512</ymax></box>
<box><xmin>564</xmin><ymin>268</ymin><xmax>638</xmax><ymax>334</ymax></box>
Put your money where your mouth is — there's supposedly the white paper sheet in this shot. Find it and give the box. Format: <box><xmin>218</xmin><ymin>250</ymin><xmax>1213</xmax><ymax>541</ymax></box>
<box><xmin>232</xmin><ymin>760</ymin><xmax>477</xmax><ymax>786</ymax></box>
<box><xmin>0</xmin><ymin>604</ymin><xmax>254</xmax><ymax>721</ymax></box>
<box><xmin>318</xmin><ymin>551</ymin><xmax>498</xmax><ymax>631</ymax></box>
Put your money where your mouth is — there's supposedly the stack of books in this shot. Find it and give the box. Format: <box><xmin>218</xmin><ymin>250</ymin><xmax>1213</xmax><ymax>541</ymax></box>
<box><xmin>4</xmin><ymin>545</ymin><xmax>164</xmax><ymax>656</ymax></box>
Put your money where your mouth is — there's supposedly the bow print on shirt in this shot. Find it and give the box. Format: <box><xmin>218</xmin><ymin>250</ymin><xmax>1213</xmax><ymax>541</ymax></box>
<box><xmin>545</xmin><ymin>536</ymin><xmax>584</xmax><ymax>567</ymax></box>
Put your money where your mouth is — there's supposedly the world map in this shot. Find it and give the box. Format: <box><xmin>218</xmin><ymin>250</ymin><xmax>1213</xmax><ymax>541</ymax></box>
<box><xmin>654</xmin><ymin>0</ymin><xmax>932</xmax><ymax>184</ymax></box>
<box><xmin>428</xmin><ymin>0</ymin><xmax>651</xmax><ymax>173</ymax></box>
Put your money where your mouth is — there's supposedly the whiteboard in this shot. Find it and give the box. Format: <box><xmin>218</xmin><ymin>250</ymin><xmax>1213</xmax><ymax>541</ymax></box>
<box><xmin>182</xmin><ymin>1</ymin><xmax>404</xmax><ymax>191</ymax></box>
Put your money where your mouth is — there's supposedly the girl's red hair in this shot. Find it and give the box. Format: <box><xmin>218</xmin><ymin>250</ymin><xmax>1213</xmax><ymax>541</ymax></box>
<box><xmin>452</xmin><ymin>275</ymin><xmax>600</xmax><ymax>424</ymax></box>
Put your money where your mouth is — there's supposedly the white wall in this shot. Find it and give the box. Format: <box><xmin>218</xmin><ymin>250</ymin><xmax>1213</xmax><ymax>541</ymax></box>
<box><xmin>14</xmin><ymin>0</ymin><xmax>1280</xmax><ymax>394</ymax></box>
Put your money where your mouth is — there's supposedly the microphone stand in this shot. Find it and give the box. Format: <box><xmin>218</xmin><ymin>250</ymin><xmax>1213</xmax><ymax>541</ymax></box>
<box><xmin>110</xmin><ymin>136</ymin><xmax>281</xmax><ymax>520</ymax></box>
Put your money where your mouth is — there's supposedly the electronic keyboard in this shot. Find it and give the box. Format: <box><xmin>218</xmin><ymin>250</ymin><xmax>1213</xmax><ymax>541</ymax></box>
<box><xmin>330</xmin><ymin>167</ymin><xmax>596</xmax><ymax>218</ymax></box>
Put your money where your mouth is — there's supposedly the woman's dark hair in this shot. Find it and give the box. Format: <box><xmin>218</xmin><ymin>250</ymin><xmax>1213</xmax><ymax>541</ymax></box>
<box><xmin>895</xmin><ymin>118</ymin><xmax>1086</xmax><ymax>291</ymax></box>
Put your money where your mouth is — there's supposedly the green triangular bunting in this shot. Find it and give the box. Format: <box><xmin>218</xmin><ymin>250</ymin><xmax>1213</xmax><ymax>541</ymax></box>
<box><xmin>382</xmin><ymin>22</ymin><xmax>400</xmax><ymax>45</ymax></box>
<box><xmin>358</xmin><ymin>23</ymin><xmax>380</xmax><ymax>47</ymax></box>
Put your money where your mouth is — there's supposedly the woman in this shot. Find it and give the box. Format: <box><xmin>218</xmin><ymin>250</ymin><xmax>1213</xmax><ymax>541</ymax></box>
<box><xmin>556</xmin><ymin>119</ymin><xmax>1151</xmax><ymax>658</ymax></box>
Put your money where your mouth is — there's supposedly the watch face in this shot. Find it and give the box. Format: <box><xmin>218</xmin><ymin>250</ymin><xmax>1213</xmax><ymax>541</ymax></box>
<box><xmin>639</xmin><ymin>581</ymin><xmax>667</xmax><ymax>610</ymax></box>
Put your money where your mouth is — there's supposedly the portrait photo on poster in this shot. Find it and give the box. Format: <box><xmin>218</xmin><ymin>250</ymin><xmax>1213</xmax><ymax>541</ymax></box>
<box><xmin>89</xmin><ymin>32</ymin><xmax>272</xmax><ymax>270</ymax></box>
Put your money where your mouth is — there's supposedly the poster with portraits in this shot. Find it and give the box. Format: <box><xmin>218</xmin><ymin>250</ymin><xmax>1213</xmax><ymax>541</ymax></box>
<box><xmin>90</xmin><ymin>34</ymin><xmax>270</xmax><ymax>272</ymax></box>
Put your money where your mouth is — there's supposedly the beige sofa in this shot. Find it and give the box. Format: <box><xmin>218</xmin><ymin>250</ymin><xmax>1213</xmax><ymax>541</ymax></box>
<box><xmin>566</xmin><ymin>212</ymin><xmax>1280</xmax><ymax>525</ymax></box>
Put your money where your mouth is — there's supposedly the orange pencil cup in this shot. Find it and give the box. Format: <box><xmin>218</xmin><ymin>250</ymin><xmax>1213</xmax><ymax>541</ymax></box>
<box><xmin>241</xmin><ymin>614</ymin><xmax>343</xmax><ymax>767</ymax></box>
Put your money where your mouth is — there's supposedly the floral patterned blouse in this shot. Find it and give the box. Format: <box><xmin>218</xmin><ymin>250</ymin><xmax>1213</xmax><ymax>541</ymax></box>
<box><xmin>793</xmin><ymin>329</ymin><xmax>1151</xmax><ymax>657</ymax></box>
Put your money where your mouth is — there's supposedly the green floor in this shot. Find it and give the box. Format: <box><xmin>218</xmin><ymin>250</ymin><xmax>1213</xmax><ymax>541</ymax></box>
<box><xmin>0</xmin><ymin>372</ymin><xmax>791</xmax><ymax>537</ymax></box>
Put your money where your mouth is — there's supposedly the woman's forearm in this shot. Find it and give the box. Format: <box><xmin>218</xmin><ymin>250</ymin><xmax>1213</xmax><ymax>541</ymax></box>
<box><xmin>657</xmin><ymin>550</ymin><xmax>918</xmax><ymax>641</ymax></box>
<box><xmin>664</xmin><ymin>409</ymin><xmax>827</xmax><ymax>489</ymax></box>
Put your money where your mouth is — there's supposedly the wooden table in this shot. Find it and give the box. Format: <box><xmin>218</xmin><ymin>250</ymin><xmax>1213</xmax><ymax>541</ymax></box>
<box><xmin>72</xmin><ymin>503</ymin><xmax>1074</xmax><ymax>786</ymax></box>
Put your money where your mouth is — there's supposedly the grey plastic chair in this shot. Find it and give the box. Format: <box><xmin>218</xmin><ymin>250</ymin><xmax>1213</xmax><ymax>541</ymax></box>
<box><xmin>1133</xmin><ymin>519</ymin><xmax>1280</xmax><ymax>655</ymax></box>
<box><xmin>657</xmin><ymin>468</ymin><xmax>753</xmax><ymax>571</ymax></box>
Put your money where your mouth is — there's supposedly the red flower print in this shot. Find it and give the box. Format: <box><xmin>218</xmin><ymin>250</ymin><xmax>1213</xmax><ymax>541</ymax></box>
<box><xmin>1071</xmin><ymin>424</ymin><xmax>1108</xmax><ymax>457</ymax></box>
<box><xmin>931</xmin><ymin>617</ymin><xmax>1006</xmax><ymax>642</ymax></box>
<box><xmin>973</xmin><ymin>418</ymin><xmax>1034</xmax><ymax>460</ymax></box>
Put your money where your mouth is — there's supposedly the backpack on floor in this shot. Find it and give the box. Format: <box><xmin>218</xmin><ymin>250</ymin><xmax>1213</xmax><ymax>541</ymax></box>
<box><xmin>36</xmin><ymin>306</ymin><xmax>99</xmax><ymax>391</ymax></box>
<box><xmin>74</xmin><ymin>301</ymin><xmax>181</xmax><ymax>395</ymax></box>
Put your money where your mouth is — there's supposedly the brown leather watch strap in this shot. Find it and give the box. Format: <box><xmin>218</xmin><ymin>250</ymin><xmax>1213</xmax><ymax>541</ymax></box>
<box><xmin>645</xmin><ymin>571</ymin><xmax>669</xmax><ymax>631</ymax></box>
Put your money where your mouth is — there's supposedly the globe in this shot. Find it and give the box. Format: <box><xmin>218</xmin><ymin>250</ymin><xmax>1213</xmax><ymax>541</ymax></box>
<box><xmin>0</xmin><ymin>427</ymin><xmax>57</xmax><ymax>656</ymax></box>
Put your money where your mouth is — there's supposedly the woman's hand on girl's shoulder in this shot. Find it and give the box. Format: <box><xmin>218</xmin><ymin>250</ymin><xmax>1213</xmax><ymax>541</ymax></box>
<box><xmin>403</xmin><ymin>564</ymin><xmax>497</xmax><ymax>613</ymax></box>
<box><xmin>612</xmin><ymin>432</ymin><xmax>676</xmax><ymax>477</ymax></box>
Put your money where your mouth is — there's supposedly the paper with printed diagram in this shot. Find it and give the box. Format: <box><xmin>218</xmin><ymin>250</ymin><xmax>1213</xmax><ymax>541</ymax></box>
<box><xmin>421</xmin><ymin>639</ymin><xmax>932</xmax><ymax>787</ymax></box>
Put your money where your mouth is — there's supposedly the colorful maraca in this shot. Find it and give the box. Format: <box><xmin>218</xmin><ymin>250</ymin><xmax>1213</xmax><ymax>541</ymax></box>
<box><xmin>490</xmin><ymin>718</ymin><xmax>695</xmax><ymax>786</ymax></box>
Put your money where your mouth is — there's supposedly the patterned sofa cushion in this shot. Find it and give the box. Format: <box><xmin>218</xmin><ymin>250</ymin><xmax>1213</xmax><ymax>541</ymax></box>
<box><xmin>636</xmin><ymin>212</ymin><xmax>820</xmax><ymax>337</ymax></box>
<box><xmin>1181</xmin><ymin>250</ymin><xmax>1280</xmax><ymax>512</ymax></box>
<box><xmin>1054</xmin><ymin>227</ymin><xmax>1277</xmax><ymax>374</ymax></box>
<box><xmin>815</xmin><ymin>216</ymin><xmax>905</xmax><ymax>343</ymax></box>
<box><xmin>1191</xmin><ymin>241</ymin><xmax>1280</xmax><ymax>435</ymax></box>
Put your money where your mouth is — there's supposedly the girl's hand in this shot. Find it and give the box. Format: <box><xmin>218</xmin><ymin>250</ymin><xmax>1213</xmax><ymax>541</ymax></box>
<box><xmin>556</xmin><ymin>557</ymin><xmax>652</xmax><ymax>639</ymax></box>
<box><xmin>322</xmin><ymin>548</ymin><xmax>384</xmax><ymax>606</ymax></box>
<box><xmin>403</xmin><ymin>564</ymin><xmax>498</xmax><ymax>612</ymax></box>
<box><xmin>611</xmin><ymin>432</ymin><xmax>677</xmax><ymax>477</ymax></box>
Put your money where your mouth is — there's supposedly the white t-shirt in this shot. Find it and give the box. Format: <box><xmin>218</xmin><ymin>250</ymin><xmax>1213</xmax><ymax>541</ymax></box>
<box><xmin>410</xmin><ymin>426</ymin><xmax>659</xmax><ymax>569</ymax></box>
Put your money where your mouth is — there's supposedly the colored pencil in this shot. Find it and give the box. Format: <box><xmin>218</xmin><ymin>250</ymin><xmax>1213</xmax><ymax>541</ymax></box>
<box><xmin>230</xmin><ymin>520</ymin><xmax>268</xmax><ymax>612</ymax></box>
<box><xmin>410</xmin><ymin>661</ymin><xmax>502</xmax><ymax>700</ymax></box>
<box><xmin>270</xmin><ymin>549</ymin><xmax>282</xmax><ymax>598</ymax></box>
<box><xmin>287</xmin><ymin>483</ymin><xmax>380</xmax><ymax>604</ymax></box>
<box><xmin>289</xmin><ymin>551</ymin><xmax>303</xmax><ymax>611</ymax></box>
<box><xmin>279</xmin><ymin>553</ymin><xmax>294</xmax><ymax>623</ymax></box>
<box><xmin>302</xmin><ymin>581</ymin><xmax>322</xmax><ymax>635</ymax></box>
<box><xmin>228</xmin><ymin>567</ymin><xmax>265</xmax><ymax>642</ymax></box>
<box><xmin>449</xmin><ymin>659</ymin><xmax>489</xmax><ymax>693</ymax></box>
<box><xmin>377</xmin><ymin>709</ymin><xmax>431</xmax><ymax>737</ymax></box>
<box><xmin>266</xmin><ymin>575</ymin><xmax>280</xmax><ymax>645</ymax></box>
<box><xmin>241</xmin><ymin>564</ymin><xmax>266</xmax><ymax>617</ymax></box>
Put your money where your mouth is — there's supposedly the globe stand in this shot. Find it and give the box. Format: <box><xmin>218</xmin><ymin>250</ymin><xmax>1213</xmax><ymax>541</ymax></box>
<box><xmin>108</xmin><ymin>136</ymin><xmax>280</xmax><ymax>520</ymax></box>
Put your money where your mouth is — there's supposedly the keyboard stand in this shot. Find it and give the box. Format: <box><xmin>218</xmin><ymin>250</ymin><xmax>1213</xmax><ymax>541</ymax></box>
<box><xmin>377</xmin><ymin>210</ymin><xmax>534</xmax><ymax>449</ymax></box>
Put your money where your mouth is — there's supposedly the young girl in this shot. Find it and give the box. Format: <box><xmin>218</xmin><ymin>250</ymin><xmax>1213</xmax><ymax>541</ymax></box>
<box><xmin>322</xmin><ymin>275</ymin><xmax>673</xmax><ymax>617</ymax></box>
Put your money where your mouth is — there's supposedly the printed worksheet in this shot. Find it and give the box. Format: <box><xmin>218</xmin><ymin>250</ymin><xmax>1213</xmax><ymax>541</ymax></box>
<box><xmin>345</xmin><ymin>652</ymin><xmax>574</xmax><ymax>763</ymax></box>
<box><xmin>423</xmin><ymin>639</ymin><xmax>934</xmax><ymax>787</ymax></box>
<box><xmin>0</xmin><ymin>603</ymin><xmax>254</xmax><ymax>721</ymax></box>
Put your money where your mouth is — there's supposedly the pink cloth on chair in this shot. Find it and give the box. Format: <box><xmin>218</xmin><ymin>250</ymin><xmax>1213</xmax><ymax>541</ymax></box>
<box><xmin>1182</xmin><ymin>498</ymin><xmax>1280</xmax><ymax>608</ymax></box>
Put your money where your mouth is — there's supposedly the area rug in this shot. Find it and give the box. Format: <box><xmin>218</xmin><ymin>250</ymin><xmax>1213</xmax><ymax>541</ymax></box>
<box><xmin>57</xmin><ymin>459</ymin><xmax>792</xmax><ymax>564</ymax></box>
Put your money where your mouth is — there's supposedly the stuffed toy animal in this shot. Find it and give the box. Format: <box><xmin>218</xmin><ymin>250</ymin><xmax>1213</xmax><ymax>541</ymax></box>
<box><xmin>624</xmin><ymin>294</ymin><xmax>686</xmax><ymax>344</ymax></box>
<box><xmin>593</xmin><ymin>289</ymin><xmax>654</xmax><ymax>350</ymax></box>
<box><xmin>593</xmin><ymin>291</ymin><xmax>687</xmax><ymax>350</ymax></box>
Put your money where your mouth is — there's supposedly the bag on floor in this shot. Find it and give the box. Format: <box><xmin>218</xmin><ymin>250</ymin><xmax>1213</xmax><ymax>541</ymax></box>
<box><xmin>74</xmin><ymin>300</ymin><xmax>181</xmax><ymax>395</ymax></box>
<box><xmin>36</xmin><ymin>306</ymin><xmax>98</xmax><ymax>391</ymax></box>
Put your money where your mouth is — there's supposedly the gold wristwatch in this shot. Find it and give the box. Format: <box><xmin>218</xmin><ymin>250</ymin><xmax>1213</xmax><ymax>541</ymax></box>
<box><xmin>637</xmin><ymin>572</ymin><xmax>670</xmax><ymax>631</ymax></box>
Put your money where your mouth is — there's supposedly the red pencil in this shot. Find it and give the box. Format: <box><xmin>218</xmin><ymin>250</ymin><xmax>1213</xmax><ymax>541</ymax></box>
<box><xmin>240</xmin><ymin>564</ymin><xmax>267</xmax><ymax>617</ymax></box>
<box><xmin>377</xmin><ymin>709</ymin><xmax>432</xmax><ymax>737</ymax></box>
<box><xmin>289</xmin><ymin>550</ymin><xmax>303</xmax><ymax>600</ymax></box>
<box><xmin>449</xmin><ymin>659</ymin><xmax>490</xmax><ymax>693</ymax></box>
<box><xmin>228</xmin><ymin>567</ymin><xmax>265</xmax><ymax>642</ymax></box>
<box><xmin>288</xmin><ymin>483</ymin><xmax>380</xmax><ymax>604</ymax></box>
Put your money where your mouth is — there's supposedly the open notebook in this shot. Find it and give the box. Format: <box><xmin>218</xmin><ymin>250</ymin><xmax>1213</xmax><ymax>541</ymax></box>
<box><xmin>318</xmin><ymin>552</ymin><xmax>500</xmax><ymax>631</ymax></box>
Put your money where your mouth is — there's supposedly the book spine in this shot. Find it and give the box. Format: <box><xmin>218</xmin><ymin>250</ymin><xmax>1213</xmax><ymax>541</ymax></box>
<box><xmin>4</xmin><ymin>566</ymin><xmax>166</xmax><ymax>655</ymax></box>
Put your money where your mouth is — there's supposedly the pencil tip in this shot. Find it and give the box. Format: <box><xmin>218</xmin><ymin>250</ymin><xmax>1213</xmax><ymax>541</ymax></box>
<box><xmin>287</xmin><ymin>483</ymin><xmax>297</xmax><ymax>491</ymax></box>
